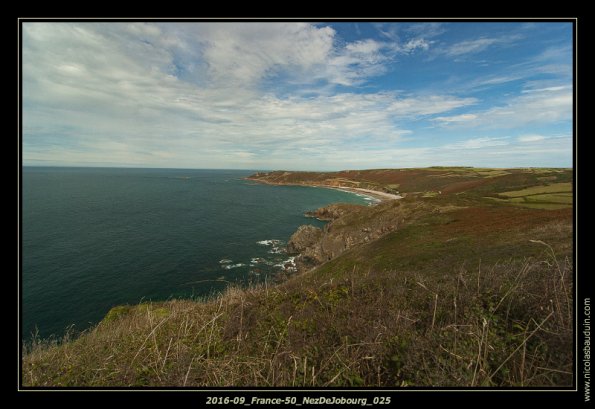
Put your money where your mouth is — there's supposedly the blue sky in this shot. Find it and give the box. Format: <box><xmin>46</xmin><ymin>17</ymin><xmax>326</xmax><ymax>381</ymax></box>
<box><xmin>22</xmin><ymin>22</ymin><xmax>573</xmax><ymax>170</ymax></box>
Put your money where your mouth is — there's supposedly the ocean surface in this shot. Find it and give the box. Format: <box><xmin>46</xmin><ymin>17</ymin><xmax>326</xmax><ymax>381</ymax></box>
<box><xmin>22</xmin><ymin>167</ymin><xmax>372</xmax><ymax>339</ymax></box>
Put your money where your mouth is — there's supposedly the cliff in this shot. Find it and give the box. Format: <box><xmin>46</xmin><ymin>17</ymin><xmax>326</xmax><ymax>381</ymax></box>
<box><xmin>288</xmin><ymin>200</ymin><xmax>433</xmax><ymax>272</ymax></box>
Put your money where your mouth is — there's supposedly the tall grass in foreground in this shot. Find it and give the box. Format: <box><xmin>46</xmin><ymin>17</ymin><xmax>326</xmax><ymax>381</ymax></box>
<box><xmin>23</xmin><ymin>247</ymin><xmax>572</xmax><ymax>387</ymax></box>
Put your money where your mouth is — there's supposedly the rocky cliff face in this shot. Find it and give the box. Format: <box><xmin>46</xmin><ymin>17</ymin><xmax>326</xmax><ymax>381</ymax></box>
<box><xmin>287</xmin><ymin>200</ymin><xmax>429</xmax><ymax>272</ymax></box>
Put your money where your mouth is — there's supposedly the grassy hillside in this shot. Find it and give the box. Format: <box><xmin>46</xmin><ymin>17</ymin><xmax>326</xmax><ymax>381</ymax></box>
<box><xmin>248</xmin><ymin>167</ymin><xmax>573</xmax><ymax>209</ymax></box>
<box><xmin>22</xmin><ymin>168</ymin><xmax>573</xmax><ymax>387</ymax></box>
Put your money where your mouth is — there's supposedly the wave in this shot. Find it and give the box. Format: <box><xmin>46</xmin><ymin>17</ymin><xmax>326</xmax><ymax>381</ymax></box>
<box><xmin>250</xmin><ymin>257</ymin><xmax>274</xmax><ymax>266</ymax></box>
<box><xmin>275</xmin><ymin>256</ymin><xmax>297</xmax><ymax>272</ymax></box>
<box><xmin>268</xmin><ymin>246</ymin><xmax>286</xmax><ymax>254</ymax></box>
<box><xmin>222</xmin><ymin>263</ymin><xmax>246</xmax><ymax>270</ymax></box>
<box><xmin>256</xmin><ymin>239</ymin><xmax>284</xmax><ymax>246</ymax></box>
<box><xmin>256</xmin><ymin>239</ymin><xmax>287</xmax><ymax>254</ymax></box>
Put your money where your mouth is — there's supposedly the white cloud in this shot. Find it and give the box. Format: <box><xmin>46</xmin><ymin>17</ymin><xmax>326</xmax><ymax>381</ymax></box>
<box><xmin>404</xmin><ymin>23</ymin><xmax>445</xmax><ymax>38</ymax></box>
<box><xmin>371</xmin><ymin>23</ymin><xmax>435</xmax><ymax>57</ymax></box>
<box><xmin>400</xmin><ymin>38</ymin><xmax>431</xmax><ymax>53</ymax></box>
<box><xmin>268</xmin><ymin>134</ymin><xmax>571</xmax><ymax>170</ymax></box>
<box><xmin>373</xmin><ymin>23</ymin><xmax>400</xmax><ymax>42</ymax></box>
<box><xmin>447</xmin><ymin>137</ymin><xmax>510</xmax><ymax>150</ymax></box>
<box><xmin>521</xmin><ymin>85</ymin><xmax>570</xmax><ymax>94</ymax></box>
<box><xmin>443</xmin><ymin>34</ymin><xmax>522</xmax><ymax>57</ymax></box>
<box><xmin>345</xmin><ymin>38</ymin><xmax>382</xmax><ymax>54</ymax></box>
<box><xmin>24</xmin><ymin>23</ymin><xmax>470</xmax><ymax>168</ymax></box>
<box><xmin>483</xmin><ymin>88</ymin><xmax>571</xmax><ymax>126</ymax></box>
<box><xmin>518</xmin><ymin>134</ymin><xmax>546</xmax><ymax>143</ymax></box>
<box><xmin>195</xmin><ymin>23</ymin><xmax>337</xmax><ymax>86</ymax></box>
<box><xmin>473</xmin><ymin>75</ymin><xmax>522</xmax><ymax>87</ymax></box>
<box><xmin>21</xmin><ymin>22</ymin><xmax>392</xmax><ymax>92</ymax></box>
<box><xmin>153</xmin><ymin>23</ymin><xmax>402</xmax><ymax>88</ymax></box>
<box><xmin>445</xmin><ymin>37</ymin><xmax>500</xmax><ymax>56</ymax></box>
<box><xmin>326</xmin><ymin>39</ymin><xmax>392</xmax><ymax>86</ymax></box>
<box><xmin>435</xmin><ymin>86</ymin><xmax>571</xmax><ymax>129</ymax></box>
<box><xmin>433</xmin><ymin>113</ymin><xmax>477</xmax><ymax>123</ymax></box>
<box><xmin>388</xmin><ymin>95</ymin><xmax>477</xmax><ymax>117</ymax></box>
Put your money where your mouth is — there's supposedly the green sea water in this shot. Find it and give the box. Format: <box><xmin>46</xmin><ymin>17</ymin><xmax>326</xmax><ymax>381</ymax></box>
<box><xmin>22</xmin><ymin>167</ymin><xmax>371</xmax><ymax>339</ymax></box>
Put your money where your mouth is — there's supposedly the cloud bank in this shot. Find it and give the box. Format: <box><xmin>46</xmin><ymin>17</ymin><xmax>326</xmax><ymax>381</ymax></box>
<box><xmin>22</xmin><ymin>22</ymin><xmax>573</xmax><ymax>170</ymax></box>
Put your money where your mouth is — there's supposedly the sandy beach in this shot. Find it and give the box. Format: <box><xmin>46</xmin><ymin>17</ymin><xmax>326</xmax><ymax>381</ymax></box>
<box><xmin>327</xmin><ymin>186</ymin><xmax>403</xmax><ymax>202</ymax></box>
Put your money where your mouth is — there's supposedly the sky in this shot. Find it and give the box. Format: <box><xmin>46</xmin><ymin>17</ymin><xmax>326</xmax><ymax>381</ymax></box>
<box><xmin>22</xmin><ymin>21</ymin><xmax>573</xmax><ymax>170</ymax></box>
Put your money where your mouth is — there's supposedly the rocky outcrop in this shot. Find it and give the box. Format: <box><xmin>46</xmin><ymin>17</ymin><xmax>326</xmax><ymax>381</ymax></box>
<box><xmin>287</xmin><ymin>225</ymin><xmax>323</xmax><ymax>254</ymax></box>
<box><xmin>304</xmin><ymin>203</ymin><xmax>364</xmax><ymax>221</ymax></box>
<box><xmin>288</xmin><ymin>200</ymin><xmax>427</xmax><ymax>273</ymax></box>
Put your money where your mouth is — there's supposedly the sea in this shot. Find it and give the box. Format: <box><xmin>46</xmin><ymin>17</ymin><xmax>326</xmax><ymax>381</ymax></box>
<box><xmin>22</xmin><ymin>167</ymin><xmax>373</xmax><ymax>339</ymax></box>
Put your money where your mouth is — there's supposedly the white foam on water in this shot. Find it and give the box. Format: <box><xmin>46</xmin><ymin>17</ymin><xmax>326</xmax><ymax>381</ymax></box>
<box><xmin>250</xmin><ymin>257</ymin><xmax>275</xmax><ymax>266</ymax></box>
<box><xmin>275</xmin><ymin>256</ymin><xmax>297</xmax><ymax>272</ymax></box>
<box><xmin>257</xmin><ymin>239</ymin><xmax>287</xmax><ymax>254</ymax></box>
<box><xmin>222</xmin><ymin>263</ymin><xmax>246</xmax><ymax>270</ymax></box>
<box><xmin>257</xmin><ymin>239</ymin><xmax>284</xmax><ymax>246</ymax></box>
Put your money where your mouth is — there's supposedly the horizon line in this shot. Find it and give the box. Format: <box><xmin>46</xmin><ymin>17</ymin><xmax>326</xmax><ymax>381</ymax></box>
<box><xmin>21</xmin><ymin>164</ymin><xmax>574</xmax><ymax>172</ymax></box>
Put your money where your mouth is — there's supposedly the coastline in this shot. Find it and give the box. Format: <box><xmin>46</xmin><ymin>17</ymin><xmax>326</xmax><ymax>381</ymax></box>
<box><xmin>245</xmin><ymin>177</ymin><xmax>402</xmax><ymax>203</ymax></box>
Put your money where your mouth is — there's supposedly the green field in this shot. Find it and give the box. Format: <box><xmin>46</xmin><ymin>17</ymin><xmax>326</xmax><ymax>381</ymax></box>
<box><xmin>498</xmin><ymin>182</ymin><xmax>572</xmax><ymax>197</ymax></box>
<box><xmin>485</xmin><ymin>182</ymin><xmax>572</xmax><ymax>209</ymax></box>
